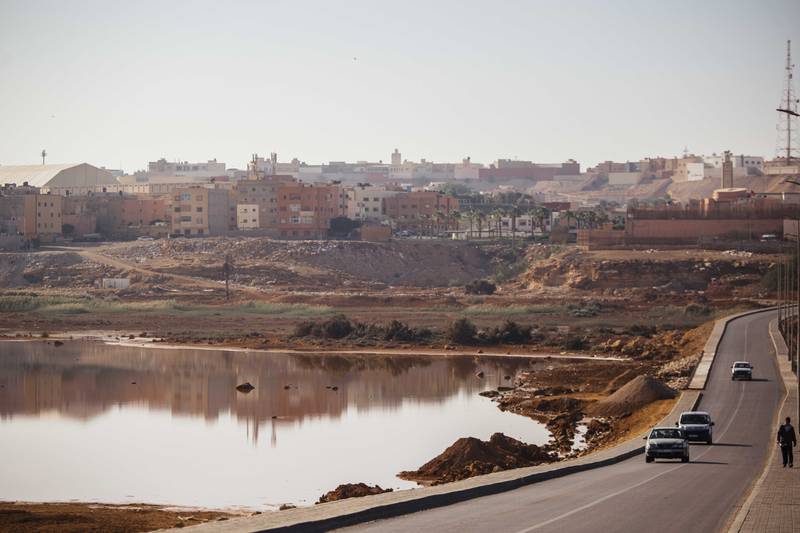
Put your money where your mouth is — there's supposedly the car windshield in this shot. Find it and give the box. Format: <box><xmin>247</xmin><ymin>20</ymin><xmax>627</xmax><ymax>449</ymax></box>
<box><xmin>680</xmin><ymin>414</ymin><xmax>709</xmax><ymax>424</ymax></box>
<box><xmin>734</xmin><ymin>363</ymin><xmax>750</xmax><ymax>368</ymax></box>
<box><xmin>650</xmin><ymin>429</ymin><xmax>683</xmax><ymax>439</ymax></box>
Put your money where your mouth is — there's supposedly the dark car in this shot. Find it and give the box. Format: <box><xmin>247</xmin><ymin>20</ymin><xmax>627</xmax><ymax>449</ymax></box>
<box><xmin>678</xmin><ymin>411</ymin><xmax>714</xmax><ymax>444</ymax></box>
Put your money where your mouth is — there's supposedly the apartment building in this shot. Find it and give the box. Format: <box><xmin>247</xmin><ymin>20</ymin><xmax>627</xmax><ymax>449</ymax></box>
<box><xmin>383</xmin><ymin>191</ymin><xmax>459</xmax><ymax>230</ymax></box>
<box><xmin>344</xmin><ymin>185</ymin><xmax>398</xmax><ymax>221</ymax></box>
<box><xmin>234</xmin><ymin>175</ymin><xmax>296</xmax><ymax>231</ymax></box>
<box><xmin>277</xmin><ymin>182</ymin><xmax>346</xmax><ymax>239</ymax></box>
<box><xmin>0</xmin><ymin>194</ymin><xmax>63</xmax><ymax>242</ymax></box>
<box><xmin>170</xmin><ymin>187</ymin><xmax>231</xmax><ymax>236</ymax></box>
<box><xmin>18</xmin><ymin>194</ymin><xmax>63</xmax><ymax>241</ymax></box>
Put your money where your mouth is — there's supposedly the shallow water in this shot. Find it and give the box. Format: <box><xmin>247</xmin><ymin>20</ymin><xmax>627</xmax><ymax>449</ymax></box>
<box><xmin>0</xmin><ymin>340</ymin><xmax>551</xmax><ymax>510</ymax></box>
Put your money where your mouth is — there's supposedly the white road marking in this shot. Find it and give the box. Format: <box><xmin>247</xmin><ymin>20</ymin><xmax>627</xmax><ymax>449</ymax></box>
<box><xmin>513</xmin><ymin>318</ymin><xmax>752</xmax><ymax>533</ymax></box>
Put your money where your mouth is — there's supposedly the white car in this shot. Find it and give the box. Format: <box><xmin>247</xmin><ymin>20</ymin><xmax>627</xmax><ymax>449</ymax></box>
<box><xmin>645</xmin><ymin>427</ymin><xmax>689</xmax><ymax>463</ymax></box>
<box><xmin>731</xmin><ymin>361</ymin><xmax>753</xmax><ymax>381</ymax></box>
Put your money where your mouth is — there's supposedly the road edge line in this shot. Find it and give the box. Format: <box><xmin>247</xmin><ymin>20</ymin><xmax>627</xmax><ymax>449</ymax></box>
<box><xmin>688</xmin><ymin>306</ymin><xmax>776</xmax><ymax>390</ymax></box>
<box><xmin>725</xmin><ymin>316</ymin><xmax>790</xmax><ymax>533</ymax></box>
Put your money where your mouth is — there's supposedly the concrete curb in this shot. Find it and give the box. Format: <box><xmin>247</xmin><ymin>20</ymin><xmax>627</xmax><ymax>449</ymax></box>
<box><xmin>688</xmin><ymin>306</ymin><xmax>777</xmax><ymax>390</ymax></box>
<box><xmin>172</xmin><ymin>308</ymin><xmax>771</xmax><ymax>533</ymax></box>
<box><xmin>726</xmin><ymin>315</ymin><xmax>794</xmax><ymax>533</ymax></box>
<box><xmin>172</xmin><ymin>392</ymin><xmax>701</xmax><ymax>533</ymax></box>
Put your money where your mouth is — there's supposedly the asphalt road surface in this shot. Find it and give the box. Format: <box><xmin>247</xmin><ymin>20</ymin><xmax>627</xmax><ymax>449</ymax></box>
<box><xmin>341</xmin><ymin>311</ymin><xmax>782</xmax><ymax>533</ymax></box>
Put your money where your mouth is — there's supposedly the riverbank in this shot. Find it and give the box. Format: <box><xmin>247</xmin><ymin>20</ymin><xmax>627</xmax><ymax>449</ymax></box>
<box><xmin>0</xmin><ymin>502</ymin><xmax>238</xmax><ymax>533</ymax></box>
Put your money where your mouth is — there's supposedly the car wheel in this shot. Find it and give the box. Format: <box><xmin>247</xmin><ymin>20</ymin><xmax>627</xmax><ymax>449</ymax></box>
<box><xmin>645</xmin><ymin>455</ymin><xmax>653</xmax><ymax>463</ymax></box>
<box><xmin>706</xmin><ymin>437</ymin><xmax>713</xmax><ymax>445</ymax></box>
<box><xmin>682</xmin><ymin>456</ymin><xmax>689</xmax><ymax>463</ymax></box>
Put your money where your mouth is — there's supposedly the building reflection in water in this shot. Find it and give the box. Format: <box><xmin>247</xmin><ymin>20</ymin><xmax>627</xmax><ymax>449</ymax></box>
<box><xmin>0</xmin><ymin>340</ymin><xmax>552</xmax><ymax>446</ymax></box>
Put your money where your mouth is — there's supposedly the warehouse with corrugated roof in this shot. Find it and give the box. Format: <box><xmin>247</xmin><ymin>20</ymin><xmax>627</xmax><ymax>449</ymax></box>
<box><xmin>0</xmin><ymin>163</ymin><xmax>117</xmax><ymax>195</ymax></box>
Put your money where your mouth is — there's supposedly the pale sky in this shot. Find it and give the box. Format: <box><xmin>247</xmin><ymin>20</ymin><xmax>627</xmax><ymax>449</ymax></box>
<box><xmin>1</xmin><ymin>0</ymin><xmax>798</xmax><ymax>173</ymax></box>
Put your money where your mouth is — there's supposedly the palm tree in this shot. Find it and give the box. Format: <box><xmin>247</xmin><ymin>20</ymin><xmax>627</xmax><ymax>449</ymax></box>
<box><xmin>509</xmin><ymin>204</ymin><xmax>521</xmax><ymax>249</ymax></box>
<box><xmin>492</xmin><ymin>209</ymin><xmax>504</xmax><ymax>239</ymax></box>
<box><xmin>466</xmin><ymin>210</ymin><xmax>476</xmax><ymax>239</ymax></box>
<box><xmin>477</xmin><ymin>211</ymin><xmax>486</xmax><ymax>239</ymax></box>
<box><xmin>539</xmin><ymin>206</ymin><xmax>551</xmax><ymax>234</ymax></box>
<box><xmin>449</xmin><ymin>210</ymin><xmax>462</xmax><ymax>237</ymax></box>
<box><xmin>435</xmin><ymin>210</ymin><xmax>446</xmax><ymax>236</ymax></box>
<box><xmin>528</xmin><ymin>206</ymin><xmax>543</xmax><ymax>239</ymax></box>
<box><xmin>564</xmin><ymin>210</ymin><xmax>576</xmax><ymax>230</ymax></box>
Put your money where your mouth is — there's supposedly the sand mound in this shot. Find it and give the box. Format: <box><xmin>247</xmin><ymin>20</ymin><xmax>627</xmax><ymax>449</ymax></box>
<box><xmin>591</xmin><ymin>375</ymin><xmax>676</xmax><ymax>417</ymax></box>
<box><xmin>317</xmin><ymin>483</ymin><xmax>392</xmax><ymax>504</ymax></box>
<box><xmin>399</xmin><ymin>433</ymin><xmax>556</xmax><ymax>485</ymax></box>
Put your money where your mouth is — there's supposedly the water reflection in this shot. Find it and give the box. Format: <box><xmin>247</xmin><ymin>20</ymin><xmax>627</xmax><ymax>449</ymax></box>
<box><xmin>0</xmin><ymin>340</ymin><xmax>551</xmax><ymax>509</ymax></box>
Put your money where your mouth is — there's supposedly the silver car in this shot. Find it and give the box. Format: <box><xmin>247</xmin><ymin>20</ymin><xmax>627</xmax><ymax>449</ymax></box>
<box><xmin>645</xmin><ymin>427</ymin><xmax>689</xmax><ymax>463</ymax></box>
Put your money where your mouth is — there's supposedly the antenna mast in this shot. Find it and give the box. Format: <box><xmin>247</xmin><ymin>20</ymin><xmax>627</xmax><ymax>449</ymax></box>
<box><xmin>776</xmin><ymin>40</ymin><xmax>800</xmax><ymax>164</ymax></box>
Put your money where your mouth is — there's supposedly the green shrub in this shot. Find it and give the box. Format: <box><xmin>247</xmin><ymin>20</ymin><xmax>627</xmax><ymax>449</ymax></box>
<box><xmin>465</xmin><ymin>279</ymin><xmax>496</xmax><ymax>295</ymax></box>
<box><xmin>683</xmin><ymin>303</ymin><xmax>710</xmax><ymax>316</ymax></box>
<box><xmin>562</xmin><ymin>335</ymin><xmax>588</xmax><ymax>350</ymax></box>
<box><xmin>448</xmin><ymin>318</ymin><xmax>478</xmax><ymax>345</ymax></box>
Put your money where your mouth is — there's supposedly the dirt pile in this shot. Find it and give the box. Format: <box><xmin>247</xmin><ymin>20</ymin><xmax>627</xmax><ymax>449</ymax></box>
<box><xmin>590</xmin><ymin>375</ymin><xmax>676</xmax><ymax>417</ymax></box>
<box><xmin>518</xmin><ymin>249</ymin><xmax>773</xmax><ymax>296</ymax></box>
<box><xmin>0</xmin><ymin>252</ymin><xmax>121</xmax><ymax>289</ymax></box>
<box><xmin>317</xmin><ymin>483</ymin><xmax>393</xmax><ymax>503</ymax></box>
<box><xmin>103</xmin><ymin>238</ymin><xmax>493</xmax><ymax>288</ymax></box>
<box><xmin>399</xmin><ymin>432</ymin><xmax>556</xmax><ymax>485</ymax></box>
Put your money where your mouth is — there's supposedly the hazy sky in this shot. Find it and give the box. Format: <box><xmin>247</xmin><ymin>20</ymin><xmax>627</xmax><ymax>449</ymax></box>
<box><xmin>1</xmin><ymin>0</ymin><xmax>799</xmax><ymax>172</ymax></box>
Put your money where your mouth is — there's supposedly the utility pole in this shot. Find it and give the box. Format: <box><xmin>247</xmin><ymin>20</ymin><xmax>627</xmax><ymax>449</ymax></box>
<box><xmin>222</xmin><ymin>254</ymin><xmax>233</xmax><ymax>301</ymax></box>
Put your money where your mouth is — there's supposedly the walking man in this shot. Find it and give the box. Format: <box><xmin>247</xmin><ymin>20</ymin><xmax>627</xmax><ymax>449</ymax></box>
<box><xmin>777</xmin><ymin>416</ymin><xmax>797</xmax><ymax>468</ymax></box>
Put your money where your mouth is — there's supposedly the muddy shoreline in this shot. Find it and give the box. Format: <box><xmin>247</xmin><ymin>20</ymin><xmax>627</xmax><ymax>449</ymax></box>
<box><xmin>0</xmin><ymin>501</ymin><xmax>239</xmax><ymax>533</ymax></box>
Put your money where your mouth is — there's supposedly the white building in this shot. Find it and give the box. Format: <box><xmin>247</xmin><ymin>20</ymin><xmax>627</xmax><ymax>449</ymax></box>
<box><xmin>684</xmin><ymin>163</ymin><xmax>706</xmax><ymax>182</ymax></box>
<box><xmin>704</xmin><ymin>154</ymin><xmax>763</xmax><ymax>172</ymax></box>
<box><xmin>236</xmin><ymin>204</ymin><xmax>259</xmax><ymax>230</ymax></box>
<box><xmin>147</xmin><ymin>158</ymin><xmax>227</xmax><ymax>180</ymax></box>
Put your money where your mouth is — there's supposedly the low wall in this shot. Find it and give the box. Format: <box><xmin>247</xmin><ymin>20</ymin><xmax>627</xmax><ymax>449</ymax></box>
<box><xmin>628</xmin><ymin>219</ymin><xmax>782</xmax><ymax>243</ymax></box>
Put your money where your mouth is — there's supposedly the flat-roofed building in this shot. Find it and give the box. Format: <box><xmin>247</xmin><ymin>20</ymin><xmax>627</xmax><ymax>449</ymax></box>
<box><xmin>234</xmin><ymin>175</ymin><xmax>295</xmax><ymax>231</ymax></box>
<box><xmin>344</xmin><ymin>185</ymin><xmax>398</xmax><ymax>221</ymax></box>
<box><xmin>169</xmin><ymin>186</ymin><xmax>231</xmax><ymax>236</ymax></box>
<box><xmin>383</xmin><ymin>191</ymin><xmax>459</xmax><ymax>230</ymax></box>
<box><xmin>277</xmin><ymin>182</ymin><xmax>345</xmax><ymax>239</ymax></box>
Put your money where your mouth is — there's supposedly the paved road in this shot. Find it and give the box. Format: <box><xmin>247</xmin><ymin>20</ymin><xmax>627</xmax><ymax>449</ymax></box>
<box><xmin>342</xmin><ymin>311</ymin><xmax>782</xmax><ymax>533</ymax></box>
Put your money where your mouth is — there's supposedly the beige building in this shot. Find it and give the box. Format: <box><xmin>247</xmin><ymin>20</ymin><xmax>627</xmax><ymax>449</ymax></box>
<box><xmin>0</xmin><ymin>194</ymin><xmax>64</xmax><ymax>242</ymax></box>
<box><xmin>0</xmin><ymin>163</ymin><xmax>117</xmax><ymax>196</ymax></box>
<box><xmin>236</xmin><ymin>204</ymin><xmax>259</xmax><ymax>230</ymax></box>
<box><xmin>169</xmin><ymin>187</ymin><xmax>231</xmax><ymax>236</ymax></box>
<box><xmin>344</xmin><ymin>185</ymin><xmax>398</xmax><ymax>221</ymax></box>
